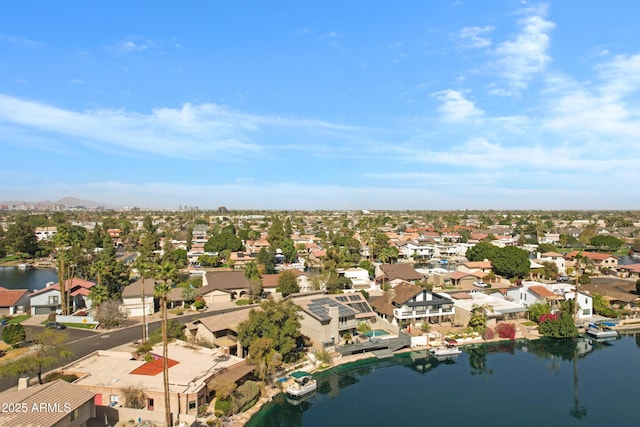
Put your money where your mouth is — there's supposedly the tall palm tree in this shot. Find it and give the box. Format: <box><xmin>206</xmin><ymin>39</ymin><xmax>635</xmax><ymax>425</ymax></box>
<box><xmin>155</xmin><ymin>261</ymin><xmax>177</xmax><ymax>427</ymax></box>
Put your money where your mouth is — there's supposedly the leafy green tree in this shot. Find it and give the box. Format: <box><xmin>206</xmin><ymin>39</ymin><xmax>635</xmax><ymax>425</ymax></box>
<box><xmin>0</xmin><ymin>329</ymin><xmax>73</xmax><ymax>384</ymax></box>
<box><xmin>1</xmin><ymin>323</ymin><xmax>26</xmax><ymax>347</ymax></box>
<box><xmin>465</xmin><ymin>241</ymin><xmax>499</xmax><ymax>262</ymax></box>
<box><xmin>468</xmin><ymin>304</ymin><xmax>493</xmax><ymax>331</ymax></box>
<box><xmin>244</xmin><ymin>261</ymin><xmax>260</xmax><ymax>281</ymax></box>
<box><xmin>204</xmin><ymin>232</ymin><xmax>244</xmax><ymax>253</ymax></box>
<box><xmin>537</xmin><ymin>313</ymin><xmax>578</xmax><ymax>338</ymax></box>
<box><xmin>591</xmin><ymin>293</ymin><xmax>617</xmax><ymax>317</ymax></box>
<box><xmin>589</xmin><ymin>235</ymin><xmax>623</xmax><ymax>249</ymax></box>
<box><xmin>278</xmin><ymin>270</ymin><xmax>300</xmax><ymax>297</ymax></box>
<box><xmin>491</xmin><ymin>246</ymin><xmax>530</xmax><ymax>279</ymax></box>
<box><xmin>237</xmin><ymin>299</ymin><xmax>302</xmax><ymax>362</ymax></box>
<box><xmin>359</xmin><ymin>260</ymin><xmax>375</xmax><ymax>278</ymax></box>
<box><xmin>198</xmin><ymin>254</ymin><xmax>221</xmax><ymax>267</ymax></box>
<box><xmin>88</xmin><ymin>284</ymin><xmax>110</xmax><ymax>306</ymax></box>
<box><xmin>528</xmin><ymin>302</ymin><xmax>551</xmax><ymax>323</ymax></box>
<box><xmin>537</xmin><ymin>243</ymin><xmax>560</xmax><ymax>253</ymax></box>
<box><xmin>257</xmin><ymin>247</ymin><xmax>276</xmax><ymax>274</ymax></box>
<box><xmin>181</xmin><ymin>287</ymin><xmax>199</xmax><ymax>305</ymax></box>
<box><xmin>246</xmin><ymin>337</ymin><xmax>282</xmax><ymax>382</ymax></box>
<box><xmin>92</xmin><ymin>234</ymin><xmax>129</xmax><ymax>298</ymax></box>
<box><xmin>542</xmin><ymin>261</ymin><xmax>558</xmax><ymax>280</ymax></box>
<box><xmin>5</xmin><ymin>219</ymin><xmax>39</xmax><ymax>256</ymax></box>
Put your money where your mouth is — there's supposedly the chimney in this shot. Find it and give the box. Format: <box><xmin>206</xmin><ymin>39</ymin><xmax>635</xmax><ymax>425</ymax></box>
<box><xmin>46</xmin><ymin>282</ymin><xmax>53</xmax><ymax>288</ymax></box>
<box><xmin>18</xmin><ymin>376</ymin><xmax>29</xmax><ymax>390</ymax></box>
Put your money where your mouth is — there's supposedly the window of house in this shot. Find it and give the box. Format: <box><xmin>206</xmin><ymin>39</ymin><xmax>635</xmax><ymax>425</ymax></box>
<box><xmin>189</xmin><ymin>401</ymin><xmax>196</xmax><ymax>410</ymax></box>
<box><xmin>48</xmin><ymin>295</ymin><xmax>59</xmax><ymax>305</ymax></box>
<box><xmin>583</xmin><ymin>309</ymin><xmax>591</xmax><ymax>316</ymax></box>
<box><xmin>109</xmin><ymin>395</ymin><xmax>119</xmax><ymax>406</ymax></box>
<box><xmin>70</xmin><ymin>409</ymin><xmax>79</xmax><ymax>421</ymax></box>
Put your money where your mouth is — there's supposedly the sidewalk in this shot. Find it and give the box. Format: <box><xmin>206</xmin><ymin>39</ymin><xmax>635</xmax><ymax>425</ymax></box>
<box><xmin>20</xmin><ymin>314</ymin><xmax>49</xmax><ymax>326</ymax></box>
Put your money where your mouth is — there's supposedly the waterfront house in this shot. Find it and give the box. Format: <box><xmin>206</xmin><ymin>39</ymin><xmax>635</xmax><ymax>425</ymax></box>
<box><xmin>60</xmin><ymin>341</ymin><xmax>249</xmax><ymax>418</ymax></box>
<box><xmin>29</xmin><ymin>278</ymin><xmax>96</xmax><ymax>315</ymax></box>
<box><xmin>504</xmin><ymin>281</ymin><xmax>594</xmax><ymax>319</ymax></box>
<box><xmin>185</xmin><ymin>307</ymin><xmax>254</xmax><ymax>356</ymax></box>
<box><xmin>449</xmin><ymin>291</ymin><xmax>527</xmax><ymax>326</ymax></box>
<box><xmin>369</xmin><ymin>282</ymin><xmax>455</xmax><ymax>330</ymax></box>
<box><xmin>0</xmin><ymin>287</ymin><xmax>31</xmax><ymax>316</ymax></box>
<box><xmin>564</xmin><ymin>251</ymin><xmax>618</xmax><ymax>273</ymax></box>
<box><xmin>290</xmin><ymin>292</ymin><xmax>377</xmax><ymax>349</ymax></box>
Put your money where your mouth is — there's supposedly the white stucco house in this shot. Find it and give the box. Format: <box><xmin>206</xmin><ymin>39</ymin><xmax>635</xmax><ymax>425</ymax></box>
<box><xmin>121</xmin><ymin>278</ymin><xmax>156</xmax><ymax>317</ymax></box>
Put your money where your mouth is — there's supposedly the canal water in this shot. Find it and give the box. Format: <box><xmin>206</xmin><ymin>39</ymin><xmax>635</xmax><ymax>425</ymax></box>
<box><xmin>248</xmin><ymin>333</ymin><xmax>640</xmax><ymax>427</ymax></box>
<box><xmin>0</xmin><ymin>267</ymin><xmax>59</xmax><ymax>291</ymax></box>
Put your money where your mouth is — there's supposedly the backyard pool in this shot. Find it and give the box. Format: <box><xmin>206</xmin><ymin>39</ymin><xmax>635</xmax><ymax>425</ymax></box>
<box><xmin>364</xmin><ymin>329</ymin><xmax>389</xmax><ymax>337</ymax></box>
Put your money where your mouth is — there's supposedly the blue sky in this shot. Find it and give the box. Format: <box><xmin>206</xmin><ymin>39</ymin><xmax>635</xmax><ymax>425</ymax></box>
<box><xmin>1</xmin><ymin>1</ymin><xmax>640</xmax><ymax>210</ymax></box>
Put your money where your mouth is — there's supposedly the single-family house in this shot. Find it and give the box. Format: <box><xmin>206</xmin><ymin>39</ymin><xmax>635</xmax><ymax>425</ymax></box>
<box><xmin>565</xmin><ymin>251</ymin><xmax>619</xmax><ymax>273</ymax></box>
<box><xmin>30</xmin><ymin>278</ymin><xmax>96</xmax><ymax>315</ymax></box>
<box><xmin>337</xmin><ymin>267</ymin><xmax>377</xmax><ymax>292</ymax></box>
<box><xmin>0</xmin><ymin>287</ymin><xmax>31</xmax><ymax>316</ymax></box>
<box><xmin>449</xmin><ymin>291</ymin><xmax>527</xmax><ymax>327</ymax></box>
<box><xmin>121</xmin><ymin>278</ymin><xmax>157</xmax><ymax>317</ymax></box>
<box><xmin>60</xmin><ymin>341</ymin><xmax>250</xmax><ymax>418</ymax></box>
<box><xmin>199</xmin><ymin>270</ymin><xmax>252</xmax><ymax>304</ymax></box>
<box><xmin>34</xmin><ymin>226</ymin><xmax>57</xmax><ymax>241</ymax></box>
<box><xmin>458</xmin><ymin>261</ymin><xmax>493</xmax><ymax>274</ymax></box>
<box><xmin>0</xmin><ymin>379</ymin><xmax>96</xmax><ymax>427</ymax></box>
<box><xmin>537</xmin><ymin>251</ymin><xmax>567</xmax><ymax>274</ymax></box>
<box><xmin>504</xmin><ymin>281</ymin><xmax>594</xmax><ymax>319</ymax></box>
<box><xmin>369</xmin><ymin>282</ymin><xmax>455</xmax><ymax>330</ymax></box>
<box><xmin>375</xmin><ymin>263</ymin><xmax>423</xmax><ymax>286</ymax></box>
<box><xmin>291</xmin><ymin>292</ymin><xmax>377</xmax><ymax>349</ymax></box>
<box><xmin>185</xmin><ymin>307</ymin><xmax>254</xmax><ymax>356</ymax></box>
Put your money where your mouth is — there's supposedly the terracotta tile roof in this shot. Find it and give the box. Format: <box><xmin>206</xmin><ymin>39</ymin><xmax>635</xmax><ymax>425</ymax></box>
<box><xmin>69</xmin><ymin>287</ymin><xmax>90</xmax><ymax>297</ymax></box>
<box><xmin>389</xmin><ymin>282</ymin><xmax>424</xmax><ymax>304</ymax></box>
<box><xmin>463</xmin><ymin>261</ymin><xmax>493</xmax><ymax>269</ymax></box>
<box><xmin>528</xmin><ymin>286</ymin><xmax>561</xmax><ymax>299</ymax></box>
<box><xmin>541</xmin><ymin>251</ymin><xmax>564</xmax><ymax>258</ymax></box>
<box><xmin>130</xmin><ymin>356</ymin><xmax>179</xmax><ymax>375</ymax></box>
<box><xmin>0</xmin><ymin>379</ymin><xmax>94</xmax><ymax>426</ymax></box>
<box><xmin>565</xmin><ymin>251</ymin><xmax>617</xmax><ymax>261</ymax></box>
<box><xmin>0</xmin><ymin>288</ymin><xmax>29</xmax><ymax>307</ymax></box>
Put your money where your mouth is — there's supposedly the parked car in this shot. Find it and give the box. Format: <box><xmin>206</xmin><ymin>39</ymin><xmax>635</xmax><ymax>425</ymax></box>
<box><xmin>45</xmin><ymin>322</ymin><xmax>67</xmax><ymax>330</ymax></box>
<box><xmin>557</xmin><ymin>275</ymin><xmax>570</xmax><ymax>282</ymax></box>
<box><xmin>473</xmin><ymin>281</ymin><xmax>487</xmax><ymax>288</ymax></box>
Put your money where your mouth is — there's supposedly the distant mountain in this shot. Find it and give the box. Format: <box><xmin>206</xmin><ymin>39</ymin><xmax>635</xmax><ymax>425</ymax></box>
<box><xmin>1</xmin><ymin>196</ymin><xmax>120</xmax><ymax>209</ymax></box>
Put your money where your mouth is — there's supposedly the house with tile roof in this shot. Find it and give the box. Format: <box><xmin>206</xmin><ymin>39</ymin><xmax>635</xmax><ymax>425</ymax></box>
<box><xmin>369</xmin><ymin>282</ymin><xmax>455</xmax><ymax>330</ymax></box>
<box><xmin>0</xmin><ymin>379</ymin><xmax>96</xmax><ymax>427</ymax></box>
<box><xmin>564</xmin><ymin>251</ymin><xmax>619</xmax><ymax>272</ymax></box>
<box><xmin>448</xmin><ymin>291</ymin><xmax>527</xmax><ymax>326</ymax></box>
<box><xmin>504</xmin><ymin>281</ymin><xmax>593</xmax><ymax>319</ymax></box>
<box><xmin>0</xmin><ymin>287</ymin><xmax>31</xmax><ymax>316</ymax></box>
<box><xmin>261</xmin><ymin>269</ymin><xmax>315</xmax><ymax>295</ymax></box>
<box><xmin>29</xmin><ymin>278</ymin><xmax>96</xmax><ymax>315</ymax></box>
<box><xmin>185</xmin><ymin>307</ymin><xmax>254</xmax><ymax>356</ymax></box>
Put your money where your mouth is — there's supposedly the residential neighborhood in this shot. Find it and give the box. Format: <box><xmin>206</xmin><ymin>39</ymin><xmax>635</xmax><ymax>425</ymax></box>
<box><xmin>1</xmin><ymin>208</ymin><xmax>640</xmax><ymax>426</ymax></box>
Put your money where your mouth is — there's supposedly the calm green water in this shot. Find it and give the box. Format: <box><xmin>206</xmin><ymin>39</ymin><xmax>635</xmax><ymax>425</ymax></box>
<box><xmin>248</xmin><ymin>333</ymin><xmax>640</xmax><ymax>427</ymax></box>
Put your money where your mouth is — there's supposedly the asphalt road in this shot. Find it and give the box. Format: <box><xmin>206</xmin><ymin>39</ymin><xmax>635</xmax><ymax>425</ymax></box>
<box><xmin>0</xmin><ymin>306</ymin><xmax>246</xmax><ymax>392</ymax></box>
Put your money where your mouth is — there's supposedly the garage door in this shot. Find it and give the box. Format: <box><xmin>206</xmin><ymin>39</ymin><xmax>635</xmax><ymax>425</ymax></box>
<box><xmin>34</xmin><ymin>306</ymin><xmax>56</xmax><ymax>315</ymax></box>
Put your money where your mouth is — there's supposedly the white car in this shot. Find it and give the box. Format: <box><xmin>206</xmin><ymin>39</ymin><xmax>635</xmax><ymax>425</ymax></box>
<box><xmin>473</xmin><ymin>281</ymin><xmax>487</xmax><ymax>288</ymax></box>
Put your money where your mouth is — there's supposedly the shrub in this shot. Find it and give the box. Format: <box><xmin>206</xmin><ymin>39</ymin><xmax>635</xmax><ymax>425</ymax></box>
<box><xmin>194</xmin><ymin>297</ymin><xmax>206</xmax><ymax>310</ymax></box>
<box><xmin>482</xmin><ymin>327</ymin><xmax>495</xmax><ymax>340</ymax></box>
<box><xmin>43</xmin><ymin>371</ymin><xmax>78</xmax><ymax>383</ymax></box>
<box><xmin>1</xmin><ymin>323</ymin><xmax>26</xmax><ymax>347</ymax></box>
<box><xmin>214</xmin><ymin>398</ymin><xmax>232</xmax><ymax>416</ymax></box>
<box><xmin>495</xmin><ymin>323</ymin><xmax>516</xmax><ymax>340</ymax></box>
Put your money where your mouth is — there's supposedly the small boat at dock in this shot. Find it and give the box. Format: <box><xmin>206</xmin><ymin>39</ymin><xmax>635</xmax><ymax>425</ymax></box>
<box><xmin>585</xmin><ymin>322</ymin><xmax>618</xmax><ymax>340</ymax></box>
<box><xmin>430</xmin><ymin>344</ymin><xmax>462</xmax><ymax>360</ymax></box>
<box><xmin>286</xmin><ymin>371</ymin><xmax>317</xmax><ymax>397</ymax></box>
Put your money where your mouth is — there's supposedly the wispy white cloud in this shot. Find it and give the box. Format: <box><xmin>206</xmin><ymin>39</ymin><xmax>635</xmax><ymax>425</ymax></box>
<box><xmin>0</xmin><ymin>34</ymin><xmax>44</xmax><ymax>49</ymax></box>
<box><xmin>70</xmin><ymin>79</ymin><xmax>85</xmax><ymax>85</ymax></box>
<box><xmin>459</xmin><ymin>25</ymin><xmax>494</xmax><ymax>48</ymax></box>
<box><xmin>0</xmin><ymin>94</ymin><xmax>364</xmax><ymax>160</ymax></box>
<box><xmin>319</xmin><ymin>31</ymin><xmax>342</xmax><ymax>48</ymax></box>
<box><xmin>490</xmin><ymin>3</ymin><xmax>555</xmax><ymax>95</ymax></box>
<box><xmin>433</xmin><ymin>89</ymin><xmax>483</xmax><ymax>122</ymax></box>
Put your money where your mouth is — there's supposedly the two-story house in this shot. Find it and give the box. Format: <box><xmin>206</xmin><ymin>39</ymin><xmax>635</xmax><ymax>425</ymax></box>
<box><xmin>370</xmin><ymin>282</ymin><xmax>455</xmax><ymax>330</ymax></box>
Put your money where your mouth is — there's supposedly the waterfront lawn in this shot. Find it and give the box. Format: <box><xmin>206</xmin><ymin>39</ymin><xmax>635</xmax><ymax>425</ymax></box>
<box><xmin>0</xmin><ymin>255</ymin><xmax>20</xmax><ymax>264</ymax></box>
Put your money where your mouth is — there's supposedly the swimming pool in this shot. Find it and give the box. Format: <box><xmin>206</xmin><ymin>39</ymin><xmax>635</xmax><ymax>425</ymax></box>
<box><xmin>364</xmin><ymin>329</ymin><xmax>389</xmax><ymax>337</ymax></box>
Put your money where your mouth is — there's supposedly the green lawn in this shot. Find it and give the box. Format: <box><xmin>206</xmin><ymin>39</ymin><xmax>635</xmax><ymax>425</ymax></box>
<box><xmin>6</xmin><ymin>314</ymin><xmax>31</xmax><ymax>324</ymax></box>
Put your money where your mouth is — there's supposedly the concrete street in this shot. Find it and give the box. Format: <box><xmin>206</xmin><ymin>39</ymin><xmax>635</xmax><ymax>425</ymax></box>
<box><xmin>0</xmin><ymin>303</ymin><xmax>250</xmax><ymax>393</ymax></box>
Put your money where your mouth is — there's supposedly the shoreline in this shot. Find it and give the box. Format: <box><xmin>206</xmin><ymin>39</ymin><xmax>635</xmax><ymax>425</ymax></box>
<box><xmin>232</xmin><ymin>334</ymin><xmax>535</xmax><ymax>427</ymax></box>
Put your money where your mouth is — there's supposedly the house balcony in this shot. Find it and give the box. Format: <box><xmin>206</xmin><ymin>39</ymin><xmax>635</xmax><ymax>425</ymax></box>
<box><xmin>394</xmin><ymin>307</ymin><xmax>454</xmax><ymax>320</ymax></box>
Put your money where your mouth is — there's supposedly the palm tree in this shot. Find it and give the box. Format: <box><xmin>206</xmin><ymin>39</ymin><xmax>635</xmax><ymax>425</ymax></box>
<box><xmin>155</xmin><ymin>261</ymin><xmax>177</xmax><ymax>427</ymax></box>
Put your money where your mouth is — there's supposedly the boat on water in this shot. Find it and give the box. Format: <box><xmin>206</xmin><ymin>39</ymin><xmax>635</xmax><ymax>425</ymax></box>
<box><xmin>430</xmin><ymin>344</ymin><xmax>462</xmax><ymax>360</ymax></box>
<box><xmin>17</xmin><ymin>263</ymin><xmax>32</xmax><ymax>270</ymax></box>
<box><xmin>286</xmin><ymin>371</ymin><xmax>317</xmax><ymax>397</ymax></box>
<box><xmin>585</xmin><ymin>322</ymin><xmax>619</xmax><ymax>340</ymax></box>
